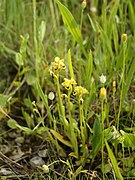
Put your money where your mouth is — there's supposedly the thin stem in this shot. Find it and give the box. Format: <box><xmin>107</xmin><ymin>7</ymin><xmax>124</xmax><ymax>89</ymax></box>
<box><xmin>117</xmin><ymin>41</ymin><xmax>127</xmax><ymax>130</ymax></box>
<box><xmin>80</xmin><ymin>8</ymin><xmax>84</xmax><ymax>31</ymax></box>
<box><xmin>67</xmin><ymin>89</ymin><xmax>72</xmax><ymax>124</ymax></box>
<box><xmin>101</xmin><ymin>100</ymin><xmax>105</xmax><ymax>179</ymax></box>
<box><xmin>56</xmin><ymin>75</ymin><xmax>68</xmax><ymax>127</ymax></box>
<box><xmin>79</xmin><ymin>98</ymin><xmax>86</xmax><ymax>145</ymax></box>
<box><xmin>33</xmin><ymin>0</ymin><xmax>39</xmax><ymax>78</ymax></box>
<box><xmin>68</xmin><ymin>89</ymin><xmax>78</xmax><ymax>157</ymax></box>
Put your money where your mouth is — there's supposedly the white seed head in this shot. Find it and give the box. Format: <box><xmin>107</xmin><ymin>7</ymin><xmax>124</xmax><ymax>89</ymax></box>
<box><xmin>99</xmin><ymin>74</ymin><xmax>106</xmax><ymax>84</ymax></box>
<box><xmin>90</xmin><ymin>7</ymin><xmax>97</xmax><ymax>13</ymax></box>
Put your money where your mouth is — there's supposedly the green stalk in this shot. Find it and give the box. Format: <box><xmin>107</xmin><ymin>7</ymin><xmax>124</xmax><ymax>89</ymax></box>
<box><xmin>80</xmin><ymin>8</ymin><xmax>84</xmax><ymax>31</ymax></box>
<box><xmin>32</xmin><ymin>0</ymin><xmax>39</xmax><ymax>78</ymax></box>
<box><xmin>55</xmin><ymin>75</ymin><xmax>68</xmax><ymax>128</ymax></box>
<box><xmin>67</xmin><ymin>89</ymin><xmax>72</xmax><ymax>124</ymax></box>
<box><xmin>79</xmin><ymin>98</ymin><xmax>86</xmax><ymax>145</ymax></box>
<box><xmin>68</xmin><ymin>49</ymin><xmax>75</xmax><ymax>80</ymax></box>
<box><xmin>117</xmin><ymin>39</ymin><xmax>127</xmax><ymax>130</ymax></box>
<box><xmin>101</xmin><ymin>99</ymin><xmax>105</xmax><ymax>179</ymax></box>
<box><xmin>68</xmin><ymin>89</ymin><xmax>78</xmax><ymax>158</ymax></box>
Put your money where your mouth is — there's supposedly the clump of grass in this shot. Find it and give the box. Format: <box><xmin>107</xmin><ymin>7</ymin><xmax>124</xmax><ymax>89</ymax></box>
<box><xmin>0</xmin><ymin>0</ymin><xmax>135</xmax><ymax>179</ymax></box>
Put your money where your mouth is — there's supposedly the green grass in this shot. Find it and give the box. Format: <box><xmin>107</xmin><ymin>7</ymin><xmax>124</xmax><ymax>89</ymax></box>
<box><xmin>0</xmin><ymin>0</ymin><xmax>135</xmax><ymax>179</ymax></box>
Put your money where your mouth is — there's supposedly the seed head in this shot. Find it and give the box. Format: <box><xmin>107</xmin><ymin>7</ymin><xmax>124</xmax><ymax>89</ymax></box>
<box><xmin>99</xmin><ymin>74</ymin><xmax>106</xmax><ymax>84</ymax></box>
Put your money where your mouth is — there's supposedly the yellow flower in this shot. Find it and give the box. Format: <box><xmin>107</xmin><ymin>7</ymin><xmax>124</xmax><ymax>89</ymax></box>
<box><xmin>51</xmin><ymin>57</ymin><xmax>66</xmax><ymax>73</ymax></box>
<box><xmin>73</xmin><ymin>86</ymin><xmax>88</xmax><ymax>97</ymax></box>
<box><xmin>100</xmin><ymin>87</ymin><xmax>107</xmax><ymax>99</ymax></box>
<box><xmin>62</xmin><ymin>78</ymin><xmax>76</xmax><ymax>90</ymax></box>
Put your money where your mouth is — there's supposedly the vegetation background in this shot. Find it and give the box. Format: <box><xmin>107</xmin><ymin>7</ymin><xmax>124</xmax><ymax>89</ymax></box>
<box><xmin>0</xmin><ymin>0</ymin><xmax>135</xmax><ymax>179</ymax></box>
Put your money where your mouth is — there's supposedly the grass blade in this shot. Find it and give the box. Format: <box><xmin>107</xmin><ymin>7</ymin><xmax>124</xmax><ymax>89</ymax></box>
<box><xmin>122</xmin><ymin>57</ymin><xmax>135</xmax><ymax>100</ymax></box>
<box><xmin>36</xmin><ymin>80</ymin><xmax>53</xmax><ymax>125</ymax></box>
<box><xmin>56</xmin><ymin>0</ymin><xmax>87</xmax><ymax>58</ymax></box>
<box><xmin>107</xmin><ymin>0</ymin><xmax>119</xmax><ymax>38</ymax></box>
<box><xmin>105</xmin><ymin>139</ymin><xmax>123</xmax><ymax>180</ymax></box>
<box><xmin>50</xmin><ymin>129</ymin><xmax>73</xmax><ymax>148</ymax></box>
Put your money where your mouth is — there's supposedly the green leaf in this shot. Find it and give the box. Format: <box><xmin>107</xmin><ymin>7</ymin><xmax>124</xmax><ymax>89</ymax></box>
<box><xmin>56</xmin><ymin>0</ymin><xmax>87</xmax><ymax>58</ymax></box>
<box><xmin>128</xmin><ymin>169</ymin><xmax>135</xmax><ymax>177</ymax></box>
<box><xmin>128</xmin><ymin>1</ymin><xmax>135</xmax><ymax>35</ymax></box>
<box><xmin>20</xmin><ymin>33</ymin><xmax>29</xmax><ymax>60</ymax></box>
<box><xmin>50</xmin><ymin>129</ymin><xmax>73</xmax><ymax>148</ymax></box>
<box><xmin>7</xmin><ymin>119</ymin><xmax>33</xmax><ymax>134</ymax></box>
<box><xmin>92</xmin><ymin>117</ymin><xmax>102</xmax><ymax>159</ymax></box>
<box><xmin>16</xmin><ymin>124</ymin><xmax>33</xmax><ymax>134</ymax></box>
<box><xmin>105</xmin><ymin>139</ymin><xmax>123</xmax><ymax>180</ymax></box>
<box><xmin>122</xmin><ymin>58</ymin><xmax>135</xmax><ymax>100</ymax></box>
<box><xmin>107</xmin><ymin>0</ymin><xmax>119</xmax><ymax>38</ymax></box>
<box><xmin>38</xmin><ymin>20</ymin><xmax>46</xmax><ymax>42</ymax></box>
<box><xmin>73</xmin><ymin>166</ymin><xmax>82</xmax><ymax>178</ymax></box>
<box><xmin>7</xmin><ymin>119</ymin><xmax>18</xmax><ymax>129</ymax></box>
<box><xmin>15</xmin><ymin>52</ymin><xmax>23</xmax><ymax>66</ymax></box>
<box><xmin>36</xmin><ymin>80</ymin><xmax>53</xmax><ymax>124</ymax></box>
<box><xmin>123</xmin><ymin>133</ymin><xmax>135</xmax><ymax>148</ymax></box>
<box><xmin>0</xmin><ymin>94</ymin><xmax>8</xmax><ymax>108</ymax></box>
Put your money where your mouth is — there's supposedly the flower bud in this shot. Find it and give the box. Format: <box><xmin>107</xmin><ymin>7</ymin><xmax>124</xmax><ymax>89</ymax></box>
<box><xmin>82</xmin><ymin>0</ymin><xmax>87</xmax><ymax>9</ymax></box>
<box><xmin>100</xmin><ymin>87</ymin><xmax>107</xmax><ymax>99</ymax></box>
<box><xmin>113</xmin><ymin>80</ymin><xmax>116</xmax><ymax>88</ymax></box>
<box><xmin>122</xmin><ymin>33</ymin><xmax>127</xmax><ymax>42</ymax></box>
<box><xmin>42</xmin><ymin>164</ymin><xmax>49</xmax><ymax>173</ymax></box>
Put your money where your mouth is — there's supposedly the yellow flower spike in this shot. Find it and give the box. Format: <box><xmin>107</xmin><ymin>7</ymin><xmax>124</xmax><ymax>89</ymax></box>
<box><xmin>100</xmin><ymin>87</ymin><xmax>107</xmax><ymax>100</ymax></box>
<box><xmin>62</xmin><ymin>78</ymin><xmax>77</xmax><ymax>91</ymax></box>
<box><xmin>73</xmin><ymin>86</ymin><xmax>88</xmax><ymax>97</ymax></box>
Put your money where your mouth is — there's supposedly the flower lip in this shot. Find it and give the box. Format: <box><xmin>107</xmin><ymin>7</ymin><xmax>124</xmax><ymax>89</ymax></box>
<box><xmin>62</xmin><ymin>78</ymin><xmax>77</xmax><ymax>90</ymax></box>
<box><xmin>73</xmin><ymin>86</ymin><xmax>88</xmax><ymax>97</ymax></box>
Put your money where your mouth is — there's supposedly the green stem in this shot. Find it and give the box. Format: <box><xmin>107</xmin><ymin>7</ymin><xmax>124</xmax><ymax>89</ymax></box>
<box><xmin>68</xmin><ymin>89</ymin><xmax>78</xmax><ymax>157</ymax></box>
<box><xmin>117</xmin><ymin>41</ymin><xmax>127</xmax><ymax>130</ymax></box>
<box><xmin>33</xmin><ymin>0</ymin><xmax>39</xmax><ymax>78</ymax></box>
<box><xmin>80</xmin><ymin>8</ymin><xmax>84</xmax><ymax>31</ymax></box>
<box><xmin>56</xmin><ymin>75</ymin><xmax>68</xmax><ymax>127</ymax></box>
<box><xmin>101</xmin><ymin>100</ymin><xmax>105</xmax><ymax>179</ymax></box>
<box><xmin>68</xmin><ymin>89</ymin><xmax>72</xmax><ymax>124</ymax></box>
<box><xmin>79</xmin><ymin>98</ymin><xmax>86</xmax><ymax>145</ymax></box>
